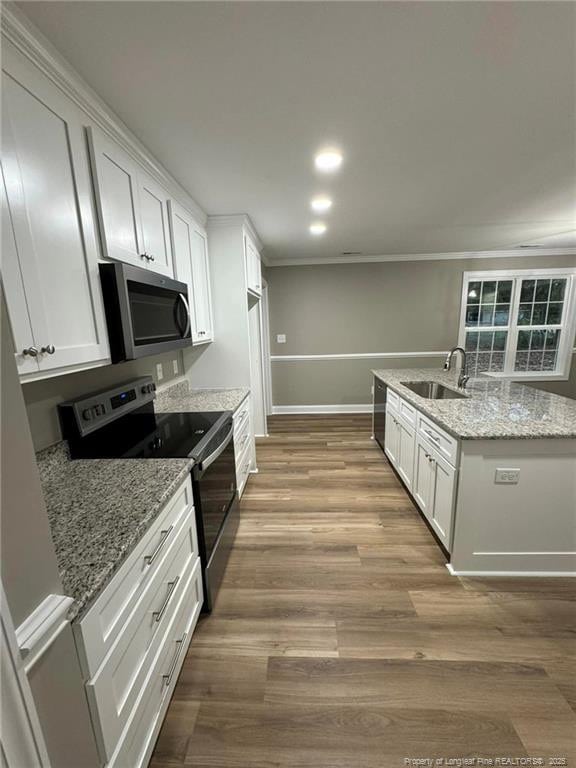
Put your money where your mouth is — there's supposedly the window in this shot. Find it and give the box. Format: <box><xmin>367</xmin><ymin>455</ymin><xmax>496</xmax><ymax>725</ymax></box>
<box><xmin>458</xmin><ymin>268</ymin><xmax>576</xmax><ymax>380</ymax></box>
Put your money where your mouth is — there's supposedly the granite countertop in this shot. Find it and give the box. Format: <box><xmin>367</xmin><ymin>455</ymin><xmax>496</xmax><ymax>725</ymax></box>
<box><xmin>36</xmin><ymin>443</ymin><xmax>193</xmax><ymax>621</ymax></box>
<box><xmin>155</xmin><ymin>380</ymin><xmax>249</xmax><ymax>414</ymax></box>
<box><xmin>372</xmin><ymin>368</ymin><xmax>576</xmax><ymax>440</ymax></box>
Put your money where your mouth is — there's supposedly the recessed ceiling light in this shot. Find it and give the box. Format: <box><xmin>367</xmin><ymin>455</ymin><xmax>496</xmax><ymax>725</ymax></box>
<box><xmin>311</xmin><ymin>196</ymin><xmax>333</xmax><ymax>213</ymax></box>
<box><xmin>314</xmin><ymin>149</ymin><xmax>342</xmax><ymax>172</ymax></box>
<box><xmin>309</xmin><ymin>222</ymin><xmax>327</xmax><ymax>236</ymax></box>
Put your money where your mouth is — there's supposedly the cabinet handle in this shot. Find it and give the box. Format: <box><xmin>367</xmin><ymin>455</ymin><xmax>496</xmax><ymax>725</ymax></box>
<box><xmin>423</xmin><ymin>429</ymin><xmax>440</xmax><ymax>446</ymax></box>
<box><xmin>140</xmin><ymin>252</ymin><xmax>148</xmax><ymax>260</ymax></box>
<box><xmin>153</xmin><ymin>576</ymin><xmax>180</xmax><ymax>622</ymax></box>
<box><xmin>22</xmin><ymin>346</ymin><xmax>39</xmax><ymax>357</ymax></box>
<box><xmin>144</xmin><ymin>525</ymin><xmax>173</xmax><ymax>566</ymax></box>
<box><xmin>163</xmin><ymin>632</ymin><xmax>187</xmax><ymax>687</ymax></box>
<box><xmin>149</xmin><ymin>254</ymin><xmax>155</xmax><ymax>262</ymax></box>
<box><xmin>41</xmin><ymin>345</ymin><xmax>55</xmax><ymax>355</ymax></box>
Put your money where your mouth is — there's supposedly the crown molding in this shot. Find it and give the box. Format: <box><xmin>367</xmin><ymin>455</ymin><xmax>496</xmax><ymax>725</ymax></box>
<box><xmin>267</xmin><ymin>247</ymin><xmax>576</xmax><ymax>268</ymax></box>
<box><xmin>208</xmin><ymin>213</ymin><xmax>265</xmax><ymax>257</ymax></box>
<box><xmin>1</xmin><ymin>3</ymin><xmax>207</xmax><ymax>227</ymax></box>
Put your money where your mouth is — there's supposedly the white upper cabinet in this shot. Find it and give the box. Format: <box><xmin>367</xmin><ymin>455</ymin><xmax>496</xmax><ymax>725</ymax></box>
<box><xmin>137</xmin><ymin>174</ymin><xmax>173</xmax><ymax>277</ymax></box>
<box><xmin>244</xmin><ymin>234</ymin><xmax>262</xmax><ymax>297</ymax></box>
<box><xmin>88</xmin><ymin>127</ymin><xmax>173</xmax><ymax>277</ymax></box>
<box><xmin>168</xmin><ymin>201</ymin><xmax>214</xmax><ymax>344</ymax></box>
<box><xmin>1</xmin><ymin>57</ymin><xmax>110</xmax><ymax>379</ymax></box>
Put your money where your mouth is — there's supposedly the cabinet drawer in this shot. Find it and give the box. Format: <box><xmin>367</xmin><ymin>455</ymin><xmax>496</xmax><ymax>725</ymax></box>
<box><xmin>398</xmin><ymin>396</ymin><xmax>417</xmax><ymax>428</ymax></box>
<box><xmin>234</xmin><ymin>413</ymin><xmax>251</xmax><ymax>464</ymax></box>
<box><xmin>417</xmin><ymin>413</ymin><xmax>459</xmax><ymax>467</ymax></box>
<box><xmin>236</xmin><ymin>439</ymin><xmax>252</xmax><ymax>498</ymax></box>
<box><xmin>76</xmin><ymin>475</ymin><xmax>194</xmax><ymax>677</ymax></box>
<box><xmin>108</xmin><ymin>558</ymin><xmax>202</xmax><ymax>768</ymax></box>
<box><xmin>387</xmin><ymin>388</ymin><xmax>400</xmax><ymax>413</ymax></box>
<box><xmin>233</xmin><ymin>397</ymin><xmax>250</xmax><ymax>433</ymax></box>
<box><xmin>87</xmin><ymin>513</ymin><xmax>199</xmax><ymax>759</ymax></box>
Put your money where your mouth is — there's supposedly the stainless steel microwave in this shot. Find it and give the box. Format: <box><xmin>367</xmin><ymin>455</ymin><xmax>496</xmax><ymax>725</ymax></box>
<box><xmin>99</xmin><ymin>262</ymin><xmax>192</xmax><ymax>362</ymax></box>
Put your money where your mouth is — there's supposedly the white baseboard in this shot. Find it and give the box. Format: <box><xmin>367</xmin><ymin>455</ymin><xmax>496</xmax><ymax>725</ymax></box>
<box><xmin>446</xmin><ymin>563</ymin><xmax>576</xmax><ymax>578</ymax></box>
<box><xmin>271</xmin><ymin>404</ymin><xmax>372</xmax><ymax>415</ymax></box>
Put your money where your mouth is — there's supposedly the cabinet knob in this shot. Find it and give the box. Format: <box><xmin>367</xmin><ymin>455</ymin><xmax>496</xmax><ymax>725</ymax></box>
<box><xmin>41</xmin><ymin>344</ymin><xmax>56</xmax><ymax>355</ymax></box>
<box><xmin>22</xmin><ymin>346</ymin><xmax>39</xmax><ymax>357</ymax></box>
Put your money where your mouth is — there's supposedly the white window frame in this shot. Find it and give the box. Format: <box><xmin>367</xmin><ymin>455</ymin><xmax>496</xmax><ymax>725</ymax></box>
<box><xmin>458</xmin><ymin>267</ymin><xmax>576</xmax><ymax>381</ymax></box>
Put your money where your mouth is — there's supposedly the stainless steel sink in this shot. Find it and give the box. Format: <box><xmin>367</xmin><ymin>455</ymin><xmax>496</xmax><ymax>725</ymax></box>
<box><xmin>400</xmin><ymin>381</ymin><xmax>468</xmax><ymax>400</ymax></box>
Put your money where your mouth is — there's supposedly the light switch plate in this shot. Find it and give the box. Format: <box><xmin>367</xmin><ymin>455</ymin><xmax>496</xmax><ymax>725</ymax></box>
<box><xmin>277</xmin><ymin>334</ymin><xmax>286</xmax><ymax>344</ymax></box>
<box><xmin>172</xmin><ymin>359</ymin><xmax>179</xmax><ymax>375</ymax></box>
<box><xmin>156</xmin><ymin>362</ymin><xmax>164</xmax><ymax>381</ymax></box>
<box><xmin>495</xmin><ymin>468</ymin><xmax>520</xmax><ymax>484</ymax></box>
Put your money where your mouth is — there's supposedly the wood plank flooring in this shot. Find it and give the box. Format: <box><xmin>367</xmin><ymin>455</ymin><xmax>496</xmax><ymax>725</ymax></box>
<box><xmin>150</xmin><ymin>415</ymin><xmax>575</xmax><ymax>767</ymax></box>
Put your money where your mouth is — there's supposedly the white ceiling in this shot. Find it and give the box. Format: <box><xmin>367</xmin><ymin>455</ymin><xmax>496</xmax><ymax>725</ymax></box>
<box><xmin>17</xmin><ymin>1</ymin><xmax>576</xmax><ymax>263</ymax></box>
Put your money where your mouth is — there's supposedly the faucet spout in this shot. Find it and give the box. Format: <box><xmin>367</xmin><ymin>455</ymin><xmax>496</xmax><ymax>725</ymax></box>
<box><xmin>444</xmin><ymin>346</ymin><xmax>469</xmax><ymax>389</ymax></box>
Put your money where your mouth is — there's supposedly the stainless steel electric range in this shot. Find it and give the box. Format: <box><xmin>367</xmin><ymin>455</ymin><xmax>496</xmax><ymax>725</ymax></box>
<box><xmin>58</xmin><ymin>376</ymin><xmax>239</xmax><ymax>612</ymax></box>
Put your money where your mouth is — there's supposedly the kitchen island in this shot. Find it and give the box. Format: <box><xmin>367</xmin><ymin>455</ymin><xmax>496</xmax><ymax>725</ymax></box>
<box><xmin>372</xmin><ymin>369</ymin><xmax>576</xmax><ymax>576</ymax></box>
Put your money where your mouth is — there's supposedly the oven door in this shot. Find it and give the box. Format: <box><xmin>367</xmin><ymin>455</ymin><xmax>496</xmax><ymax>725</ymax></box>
<box><xmin>194</xmin><ymin>423</ymin><xmax>237</xmax><ymax>563</ymax></box>
<box><xmin>193</xmin><ymin>422</ymin><xmax>239</xmax><ymax>611</ymax></box>
<box><xmin>100</xmin><ymin>262</ymin><xmax>192</xmax><ymax>361</ymax></box>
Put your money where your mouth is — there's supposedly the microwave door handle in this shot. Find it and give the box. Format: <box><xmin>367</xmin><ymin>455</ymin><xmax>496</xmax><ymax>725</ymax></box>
<box><xmin>178</xmin><ymin>293</ymin><xmax>191</xmax><ymax>338</ymax></box>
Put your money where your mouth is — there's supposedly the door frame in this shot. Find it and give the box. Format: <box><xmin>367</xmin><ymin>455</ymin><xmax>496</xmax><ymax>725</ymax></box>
<box><xmin>260</xmin><ymin>280</ymin><xmax>273</xmax><ymax>418</ymax></box>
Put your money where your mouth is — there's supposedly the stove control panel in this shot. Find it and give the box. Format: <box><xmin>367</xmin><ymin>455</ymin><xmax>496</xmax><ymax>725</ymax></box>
<box><xmin>59</xmin><ymin>376</ymin><xmax>157</xmax><ymax>439</ymax></box>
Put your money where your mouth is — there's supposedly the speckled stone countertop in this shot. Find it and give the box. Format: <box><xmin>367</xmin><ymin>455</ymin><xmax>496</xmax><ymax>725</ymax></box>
<box><xmin>155</xmin><ymin>380</ymin><xmax>249</xmax><ymax>414</ymax></box>
<box><xmin>372</xmin><ymin>368</ymin><xmax>576</xmax><ymax>440</ymax></box>
<box><xmin>36</xmin><ymin>443</ymin><xmax>193</xmax><ymax>621</ymax></box>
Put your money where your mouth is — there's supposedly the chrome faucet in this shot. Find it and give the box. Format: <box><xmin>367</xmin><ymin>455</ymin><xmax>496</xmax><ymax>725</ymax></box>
<box><xmin>444</xmin><ymin>346</ymin><xmax>469</xmax><ymax>389</ymax></box>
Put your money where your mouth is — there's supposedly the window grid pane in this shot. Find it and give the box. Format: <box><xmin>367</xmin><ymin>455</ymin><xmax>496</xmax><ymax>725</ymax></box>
<box><xmin>462</xmin><ymin>274</ymin><xmax>571</xmax><ymax>378</ymax></box>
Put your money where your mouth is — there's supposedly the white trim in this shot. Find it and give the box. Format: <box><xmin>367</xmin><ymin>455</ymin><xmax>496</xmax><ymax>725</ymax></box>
<box><xmin>267</xmin><ymin>247</ymin><xmax>575</xmax><ymax>268</ymax></box>
<box><xmin>272</xmin><ymin>404</ymin><xmax>372</xmax><ymax>415</ymax></box>
<box><xmin>1</xmin><ymin>6</ymin><xmax>207</xmax><ymax>228</ymax></box>
<box><xmin>16</xmin><ymin>594</ymin><xmax>74</xmax><ymax>673</ymax></box>
<box><xmin>1</xmin><ymin>584</ymin><xmax>52</xmax><ymax>767</ymax></box>
<box><xmin>271</xmin><ymin>350</ymin><xmax>448</xmax><ymax>362</ymax></box>
<box><xmin>447</xmin><ymin>564</ymin><xmax>575</xmax><ymax>578</ymax></box>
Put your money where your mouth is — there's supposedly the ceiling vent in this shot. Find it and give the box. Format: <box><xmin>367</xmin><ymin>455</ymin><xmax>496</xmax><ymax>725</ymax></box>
<box><xmin>341</xmin><ymin>251</ymin><xmax>363</xmax><ymax>256</ymax></box>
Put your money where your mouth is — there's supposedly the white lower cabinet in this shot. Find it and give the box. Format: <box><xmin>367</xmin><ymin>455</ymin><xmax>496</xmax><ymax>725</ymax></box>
<box><xmin>429</xmin><ymin>450</ymin><xmax>457</xmax><ymax>550</ymax></box>
<box><xmin>384</xmin><ymin>388</ymin><xmax>458</xmax><ymax>552</ymax></box>
<box><xmin>384</xmin><ymin>405</ymin><xmax>415</xmax><ymax>490</ymax></box>
<box><xmin>397</xmin><ymin>419</ymin><xmax>415</xmax><ymax>491</ymax></box>
<box><xmin>74</xmin><ymin>476</ymin><xmax>203</xmax><ymax>766</ymax></box>
<box><xmin>233</xmin><ymin>396</ymin><xmax>255</xmax><ymax>497</ymax></box>
<box><xmin>384</xmin><ymin>405</ymin><xmax>400</xmax><ymax>466</ymax></box>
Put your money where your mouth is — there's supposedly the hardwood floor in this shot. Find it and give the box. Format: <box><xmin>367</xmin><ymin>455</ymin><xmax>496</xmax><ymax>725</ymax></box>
<box><xmin>150</xmin><ymin>415</ymin><xmax>575</xmax><ymax>767</ymax></box>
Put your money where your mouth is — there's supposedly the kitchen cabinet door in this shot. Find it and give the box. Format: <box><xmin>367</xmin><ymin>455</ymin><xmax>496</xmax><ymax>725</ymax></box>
<box><xmin>2</xmin><ymin>65</ymin><xmax>109</xmax><ymax>378</ymax></box>
<box><xmin>138</xmin><ymin>173</ymin><xmax>173</xmax><ymax>277</ymax></box>
<box><xmin>397</xmin><ymin>419</ymin><xmax>415</xmax><ymax>491</ymax></box>
<box><xmin>87</xmin><ymin>127</ymin><xmax>145</xmax><ymax>269</ymax></box>
<box><xmin>429</xmin><ymin>451</ymin><xmax>457</xmax><ymax>552</ymax></box>
<box><xmin>245</xmin><ymin>235</ymin><xmax>262</xmax><ymax>297</ymax></box>
<box><xmin>168</xmin><ymin>201</ymin><xmax>213</xmax><ymax>344</ymax></box>
<box><xmin>1</xmin><ymin>174</ymin><xmax>38</xmax><ymax>376</ymax></box>
<box><xmin>413</xmin><ymin>435</ymin><xmax>433</xmax><ymax>519</ymax></box>
<box><xmin>384</xmin><ymin>406</ymin><xmax>400</xmax><ymax>468</ymax></box>
<box><xmin>190</xmin><ymin>228</ymin><xmax>214</xmax><ymax>343</ymax></box>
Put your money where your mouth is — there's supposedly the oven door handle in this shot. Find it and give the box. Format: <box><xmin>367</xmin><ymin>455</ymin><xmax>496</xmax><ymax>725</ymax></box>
<box><xmin>198</xmin><ymin>425</ymin><xmax>234</xmax><ymax>472</ymax></box>
<box><xmin>178</xmin><ymin>293</ymin><xmax>191</xmax><ymax>339</ymax></box>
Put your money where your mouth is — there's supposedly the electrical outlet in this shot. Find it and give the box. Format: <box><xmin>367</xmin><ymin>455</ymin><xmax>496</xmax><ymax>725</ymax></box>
<box><xmin>156</xmin><ymin>362</ymin><xmax>164</xmax><ymax>381</ymax></box>
<box><xmin>277</xmin><ymin>334</ymin><xmax>286</xmax><ymax>344</ymax></box>
<box><xmin>172</xmin><ymin>358</ymin><xmax>179</xmax><ymax>375</ymax></box>
<box><xmin>495</xmin><ymin>468</ymin><xmax>520</xmax><ymax>484</ymax></box>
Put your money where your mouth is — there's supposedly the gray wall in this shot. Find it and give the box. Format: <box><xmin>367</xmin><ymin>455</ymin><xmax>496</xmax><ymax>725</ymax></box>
<box><xmin>23</xmin><ymin>349</ymin><xmax>185</xmax><ymax>451</ymax></box>
<box><xmin>267</xmin><ymin>255</ymin><xmax>576</xmax><ymax>406</ymax></box>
